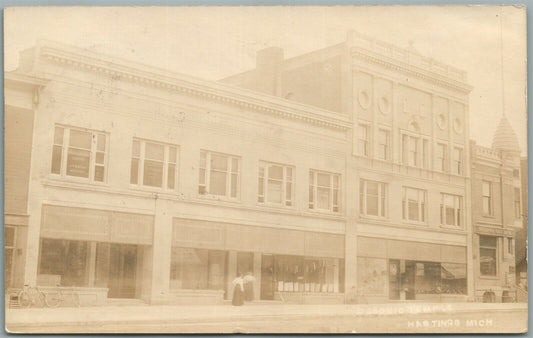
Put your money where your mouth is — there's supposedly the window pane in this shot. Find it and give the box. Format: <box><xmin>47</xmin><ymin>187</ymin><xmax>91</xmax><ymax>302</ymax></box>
<box><xmin>54</xmin><ymin>127</ymin><xmax>64</xmax><ymax>145</ymax></box>
<box><xmin>445</xmin><ymin>206</ymin><xmax>455</xmax><ymax>225</ymax></box>
<box><xmin>267</xmin><ymin>179</ymin><xmax>282</xmax><ymax>203</ymax></box>
<box><xmin>169</xmin><ymin>147</ymin><xmax>177</xmax><ymax>163</ymax></box>
<box><xmin>286</xmin><ymin>167</ymin><xmax>293</xmax><ymax>181</ymax></box>
<box><xmin>198</xmin><ymin>168</ymin><xmax>206</xmax><ymax>185</ymax></box>
<box><xmin>211</xmin><ymin>154</ymin><xmax>228</xmax><ymax>171</ymax></box>
<box><xmin>51</xmin><ymin>145</ymin><xmax>63</xmax><ymax>174</ymax></box>
<box><xmin>97</xmin><ymin>134</ymin><xmax>106</xmax><ymax>152</ymax></box>
<box><xmin>69</xmin><ymin>129</ymin><xmax>92</xmax><ymax>149</ymax></box>
<box><xmin>66</xmin><ymin>148</ymin><xmax>90</xmax><ymax>177</ymax></box>
<box><xmin>132</xmin><ymin>140</ymin><xmax>140</xmax><ymax>157</ymax></box>
<box><xmin>367</xmin><ymin>193</ymin><xmax>379</xmax><ymax>216</ymax></box>
<box><xmin>199</xmin><ymin>151</ymin><xmax>207</xmax><ymax>168</ymax></box>
<box><xmin>317</xmin><ymin>187</ymin><xmax>330</xmax><ymax>209</ymax></box>
<box><xmin>145</xmin><ymin>143</ymin><xmax>164</xmax><ymax>161</ymax></box>
<box><xmin>285</xmin><ymin>182</ymin><xmax>292</xmax><ymax>201</ymax></box>
<box><xmin>408</xmin><ymin>200</ymin><xmax>419</xmax><ymax>221</ymax></box>
<box><xmin>269</xmin><ymin>165</ymin><xmax>283</xmax><ymax>180</ymax></box>
<box><xmin>480</xmin><ymin>248</ymin><xmax>497</xmax><ymax>276</ymax></box>
<box><xmin>95</xmin><ymin>152</ymin><xmax>105</xmax><ymax>164</ymax></box>
<box><xmin>143</xmin><ymin>160</ymin><xmax>163</xmax><ymax>187</ymax></box>
<box><xmin>483</xmin><ymin>197</ymin><xmax>490</xmax><ymax>214</ymax></box>
<box><xmin>333</xmin><ymin>176</ymin><xmax>339</xmax><ymax>189</ymax></box>
<box><xmin>258</xmin><ymin>178</ymin><xmax>264</xmax><ymax>196</ymax></box>
<box><xmin>317</xmin><ymin>173</ymin><xmax>330</xmax><ymax>187</ymax></box>
<box><xmin>167</xmin><ymin>164</ymin><xmax>176</xmax><ymax>189</ymax></box>
<box><xmin>5</xmin><ymin>227</ymin><xmax>15</xmax><ymax>247</ymax></box>
<box><xmin>130</xmin><ymin>159</ymin><xmax>139</xmax><ymax>184</ymax></box>
<box><xmin>482</xmin><ymin>182</ymin><xmax>491</xmax><ymax>196</ymax></box>
<box><xmin>209</xmin><ymin>170</ymin><xmax>227</xmax><ymax>195</ymax></box>
<box><xmin>367</xmin><ymin>181</ymin><xmax>378</xmax><ymax>196</ymax></box>
<box><xmin>94</xmin><ymin>165</ymin><xmax>104</xmax><ymax>182</ymax></box>
<box><xmin>231</xmin><ymin>174</ymin><xmax>238</xmax><ymax>198</ymax></box>
<box><xmin>231</xmin><ymin>158</ymin><xmax>239</xmax><ymax>173</ymax></box>
<box><xmin>480</xmin><ymin>236</ymin><xmax>497</xmax><ymax>248</ymax></box>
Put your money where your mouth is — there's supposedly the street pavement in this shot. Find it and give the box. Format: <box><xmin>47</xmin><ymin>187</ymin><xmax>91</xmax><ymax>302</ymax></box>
<box><xmin>5</xmin><ymin>302</ymin><xmax>528</xmax><ymax>334</ymax></box>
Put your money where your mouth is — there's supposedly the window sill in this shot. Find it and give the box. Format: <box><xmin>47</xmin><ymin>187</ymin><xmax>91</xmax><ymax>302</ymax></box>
<box><xmin>479</xmin><ymin>275</ymin><xmax>499</xmax><ymax>280</ymax></box>
<box><xmin>257</xmin><ymin>202</ymin><xmax>295</xmax><ymax>210</ymax></box>
<box><xmin>439</xmin><ymin>224</ymin><xmax>465</xmax><ymax>231</ymax></box>
<box><xmin>307</xmin><ymin>208</ymin><xmax>341</xmax><ymax>216</ymax></box>
<box><xmin>197</xmin><ymin>194</ymin><xmax>241</xmax><ymax>204</ymax></box>
<box><xmin>46</xmin><ymin>175</ymin><xmax>110</xmax><ymax>188</ymax></box>
<box><xmin>360</xmin><ymin>214</ymin><xmax>388</xmax><ymax>221</ymax></box>
<box><xmin>401</xmin><ymin>220</ymin><xmax>428</xmax><ymax>226</ymax></box>
<box><xmin>129</xmin><ymin>185</ymin><xmax>178</xmax><ymax>196</ymax></box>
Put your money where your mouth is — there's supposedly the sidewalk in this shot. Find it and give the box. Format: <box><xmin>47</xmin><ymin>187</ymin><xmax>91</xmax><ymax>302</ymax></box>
<box><xmin>6</xmin><ymin>302</ymin><xmax>527</xmax><ymax>328</ymax></box>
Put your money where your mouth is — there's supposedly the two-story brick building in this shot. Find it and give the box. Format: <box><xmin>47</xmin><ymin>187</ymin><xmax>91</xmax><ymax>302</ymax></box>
<box><xmin>5</xmin><ymin>31</ymin><xmax>524</xmax><ymax>305</ymax></box>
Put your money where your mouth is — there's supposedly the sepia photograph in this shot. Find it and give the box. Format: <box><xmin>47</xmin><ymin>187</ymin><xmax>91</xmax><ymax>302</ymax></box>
<box><xmin>3</xmin><ymin>5</ymin><xmax>528</xmax><ymax>334</ymax></box>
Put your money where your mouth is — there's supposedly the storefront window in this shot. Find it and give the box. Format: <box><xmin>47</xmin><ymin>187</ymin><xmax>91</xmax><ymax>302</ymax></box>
<box><xmin>480</xmin><ymin>235</ymin><xmax>497</xmax><ymax>276</ymax></box>
<box><xmin>5</xmin><ymin>226</ymin><xmax>16</xmax><ymax>288</ymax></box>
<box><xmin>440</xmin><ymin>263</ymin><xmax>467</xmax><ymax>294</ymax></box>
<box><xmin>170</xmin><ymin>247</ymin><xmax>227</xmax><ymax>290</ymax></box>
<box><xmin>38</xmin><ymin>238</ymin><xmax>89</xmax><ymax>287</ymax></box>
<box><xmin>272</xmin><ymin>255</ymin><xmax>343</xmax><ymax>293</ymax></box>
<box><xmin>357</xmin><ymin>257</ymin><xmax>387</xmax><ymax>295</ymax></box>
<box><xmin>390</xmin><ymin>259</ymin><xmax>466</xmax><ymax>297</ymax></box>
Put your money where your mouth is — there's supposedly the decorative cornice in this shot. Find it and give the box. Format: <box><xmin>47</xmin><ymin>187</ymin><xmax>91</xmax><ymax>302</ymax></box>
<box><xmin>37</xmin><ymin>43</ymin><xmax>352</xmax><ymax>131</ymax></box>
<box><xmin>351</xmin><ymin>47</ymin><xmax>473</xmax><ymax>94</ymax></box>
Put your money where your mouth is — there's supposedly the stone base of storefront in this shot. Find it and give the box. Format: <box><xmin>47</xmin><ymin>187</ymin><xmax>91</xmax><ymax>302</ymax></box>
<box><xmin>274</xmin><ymin>292</ymin><xmax>345</xmax><ymax>304</ymax></box>
<box><xmin>156</xmin><ymin>290</ymin><xmax>225</xmax><ymax>305</ymax></box>
<box><xmin>39</xmin><ymin>286</ymin><xmax>109</xmax><ymax>307</ymax></box>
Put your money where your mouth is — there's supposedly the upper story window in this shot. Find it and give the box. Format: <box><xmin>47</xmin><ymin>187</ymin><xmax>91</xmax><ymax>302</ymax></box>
<box><xmin>258</xmin><ymin>162</ymin><xmax>294</xmax><ymax>207</ymax></box>
<box><xmin>514</xmin><ymin>188</ymin><xmax>521</xmax><ymax>219</ymax></box>
<box><xmin>507</xmin><ymin>237</ymin><xmax>514</xmax><ymax>255</ymax></box>
<box><xmin>360</xmin><ymin>180</ymin><xmax>387</xmax><ymax>217</ymax></box>
<box><xmin>51</xmin><ymin>125</ymin><xmax>108</xmax><ymax>182</ymax></box>
<box><xmin>401</xmin><ymin>134</ymin><xmax>429</xmax><ymax>168</ymax></box>
<box><xmin>358</xmin><ymin>124</ymin><xmax>370</xmax><ymax>157</ymax></box>
<box><xmin>440</xmin><ymin>193</ymin><xmax>462</xmax><ymax>227</ymax></box>
<box><xmin>402</xmin><ymin>187</ymin><xmax>426</xmax><ymax>223</ymax></box>
<box><xmin>482</xmin><ymin>181</ymin><xmax>493</xmax><ymax>215</ymax></box>
<box><xmin>452</xmin><ymin>147</ymin><xmax>463</xmax><ymax>175</ymax></box>
<box><xmin>309</xmin><ymin>170</ymin><xmax>340</xmax><ymax>213</ymax></box>
<box><xmin>513</xmin><ymin>169</ymin><xmax>520</xmax><ymax>178</ymax></box>
<box><xmin>479</xmin><ymin>235</ymin><xmax>497</xmax><ymax>276</ymax></box>
<box><xmin>130</xmin><ymin>139</ymin><xmax>178</xmax><ymax>189</ymax></box>
<box><xmin>435</xmin><ymin>143</ymin><xmax>448</xmax><ymax>172</ymax></box>
<box><xmin>199</xmin><ymin>150</ymin><xmax>240</xmax><ymax>199</ymax></box>
<box><xmin>377</xmin><ymin>129</ymin><xmax>390</xmax><ymax>160</ymax></box>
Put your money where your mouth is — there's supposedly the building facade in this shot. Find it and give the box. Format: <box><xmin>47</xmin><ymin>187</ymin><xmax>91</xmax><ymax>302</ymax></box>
<box><xmin>4</xmin><ymin>32</ymin><xmax>524</xmax><ymax>305</ymax></box>
<box><xmin>224</xmin><ymin>31</ymin><xmax>473</xmax><ymax>302</ymax></box>
<box><xmin>469</xmin><ymin>116</ymin><xmax>524</xmax><ymax>302</ymax></box>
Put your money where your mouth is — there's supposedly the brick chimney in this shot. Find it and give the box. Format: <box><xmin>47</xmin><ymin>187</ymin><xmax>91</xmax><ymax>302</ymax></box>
<box><xmin>255</xmin><ymin>47</ymin><xmax>284</xmax><ymax>96</ymax></box>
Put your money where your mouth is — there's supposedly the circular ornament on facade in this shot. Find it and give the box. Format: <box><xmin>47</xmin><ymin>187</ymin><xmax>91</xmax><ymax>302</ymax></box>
<box><xmin>378</xmin><ymin>96</ymin><xmax>390</xmax><ymax>115</ymax></box>
<box><xmin>453</xmin><ymin>118</ymin><xmax>463</xmax><ymax>134</ymax></box>
<box><xmin>358</xmin><ymin>90</ymin><xmax>371</xmax><ymax>109</ymax></box>
<box><xmin>437</xmin><ymin>113</ymin><xmax>447</xmax><ymax>130</ymax></box>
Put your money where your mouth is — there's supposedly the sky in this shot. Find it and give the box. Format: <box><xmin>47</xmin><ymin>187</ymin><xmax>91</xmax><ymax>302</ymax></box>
<box><xmin>4</xmin><ymin>6</ymin><xmax>527</xmax><ymax>154</ymax></box>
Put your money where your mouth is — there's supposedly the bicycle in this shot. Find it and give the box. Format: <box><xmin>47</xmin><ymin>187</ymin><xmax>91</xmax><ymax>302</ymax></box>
<box><xmin>44</xmin><ymin>285</ymin><xmax>81</xmax><ymax>308</ymax></box>
<box><xmin>17</xmin><ymin>285</ymin><xmax>46</xmax><ymax>308</ymax></box>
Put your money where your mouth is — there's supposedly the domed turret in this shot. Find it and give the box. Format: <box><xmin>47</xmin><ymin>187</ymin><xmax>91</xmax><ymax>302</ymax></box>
<box><xmin>492</xmin><ymin>115</ymin><xmax>520</xmax><ymax>153</ymax></box>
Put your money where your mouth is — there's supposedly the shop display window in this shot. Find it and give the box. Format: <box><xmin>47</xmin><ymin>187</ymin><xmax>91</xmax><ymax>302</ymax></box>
<box><xmin>271</xmin><ymin>255</ymin><xmax>344</xmax><ymax>293</ymax></box>
<box><xmin>170</xmin><ymin>247</ymin><xmax>227</xmax><ymax>290</ymax></box>
<box><xmin>38</xmin><ymin>238</ymin><xmax>89</xmax><ymax>287</ymax></box>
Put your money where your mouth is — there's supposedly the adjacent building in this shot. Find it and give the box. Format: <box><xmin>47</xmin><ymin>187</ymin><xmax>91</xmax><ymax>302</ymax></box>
<box><xmin>4</xmin><ymin>32</ymin><xmax>525</xmax><ymax>305</ymax></box>
<box><xmin>469</xmin><ymin>116</ymin><xmax>524</xmax><ymax>302</ymax></box>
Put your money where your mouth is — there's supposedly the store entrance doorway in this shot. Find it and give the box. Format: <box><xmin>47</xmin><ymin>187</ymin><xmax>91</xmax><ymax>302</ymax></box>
<box><xmin>107</xmin><ymin>244</ymin><xmax>137</xmax><ymax>298</ymax></box>
<box><xmin>260</xmin><ymin>254</ymin><xmax>275</xmax><ymax>300</ymax></box>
